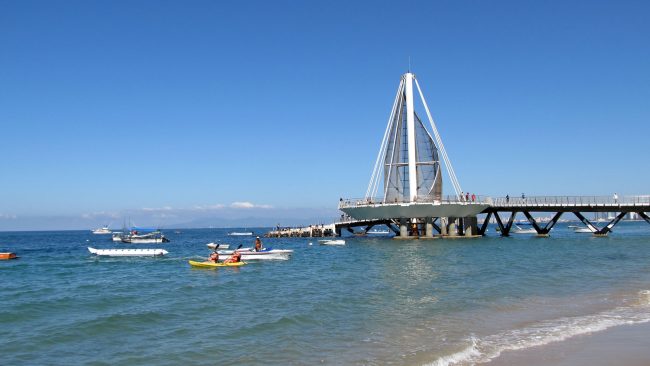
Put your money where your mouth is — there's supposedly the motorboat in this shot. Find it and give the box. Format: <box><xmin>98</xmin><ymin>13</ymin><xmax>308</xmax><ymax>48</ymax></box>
<box><xmin>121</xmin><ymin>228</ymin><xmax>170</xmax><ymax>244</ymax></box>
<box><xmin>319</xmin><ymin>239</ymin><xmax>346</xmax><ymax>246</ymax></box>
<box><xmin>112</xmin><ymin>232</ymin><xmax>124</xmax><ymax>242</ymax></box>
<box><xmin>367</xmin><ymin>229</ymin><xmax>390</xmax><ymax>235</ymax></box>
<box><xmin>216</xmin><ymin>248</ymin><xmax>293</xmax><ymax>260</ymax></box>
<box><xmin>88</xmin><ymin>247</ymin><xmax>168</xmax><ymax>257</ymax></box>
<box><xmin>206</xmin><ymin>242</ymin><xmax>230</xmax><ymax>250</ymax></box>
<box><xmin>511</xmin><ymin>224</ymin><xmax>537</xmax><ymax>234</ymax></box>
<box><xmin>227</xmin><ymin>231</ymin><xmax>253</xmax><ymax>236</ymax></box>
<box><xmin>92</xmin><ymin>226</ymin><xmax>112</xmax><ymax>234</ymax></box>
<box><xmin>573</xmin><ymin>227</ymin><xmax>596</xmax><ymax>233</ymax></box>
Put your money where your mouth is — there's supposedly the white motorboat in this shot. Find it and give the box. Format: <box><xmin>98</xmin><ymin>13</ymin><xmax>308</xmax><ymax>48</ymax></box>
<box><xmin>319</xmin><ymin>239</ymin><xmax>346</xmax><ymax>246</ymax></box>
<box><xmin>88</xmin><ymin>247</ymin><xmax>168</xmax><ymax>257</ymax></box>
<box><xmin>92</xmin><ymin>226</ymin><xmax>112</xmax><ymax>234</ymax></box>
<box><xmin>367</xmin><ymin>230</ymin><xmax>390</xmax><ymax>235</ymax></box>
<box><xmin>216</xmin><ymin>248</ymin><xmax>293</xmax><ymax>260</ymax></box>
<box><xmin>112</xmin><ymin>232</ymin><xmax>124</xmax><ymax>242</ymax></box>
<box><xmin>227</xmin><ymin>231</ymin><xmax>253</xmax><ymax>236</ymax></box>
<box><xmin>206</xmin><ymin>243</ymin><xmax>230</xmax><ymax>250</ymax></box>
<box><xmin>511</xmin><ymin>225</ymin><xmax>537</xmax><ymax>234</ymax></box>
<box><xmin>121</xmin><ymin>229</ymin><xmax>170</xmax><ymax>244</ymax></box>
<box><xmin>573</xmin><ymin>227</ymin><xmax>596</xmax><ymax>233</ymax></box>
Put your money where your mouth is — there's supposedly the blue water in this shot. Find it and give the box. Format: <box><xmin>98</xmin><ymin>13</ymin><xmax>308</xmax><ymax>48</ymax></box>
<box><xmin>2</xmin><ymin>223</ymin><xmax>650</xmax><ymax>365</ymax></box>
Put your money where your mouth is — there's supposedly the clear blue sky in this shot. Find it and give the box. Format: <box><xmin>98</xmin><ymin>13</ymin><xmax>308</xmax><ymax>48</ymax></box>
<box><xmin>1</xmin><ymin>0</ymin><xmax>649</xmax><ymax>228</ymax></box>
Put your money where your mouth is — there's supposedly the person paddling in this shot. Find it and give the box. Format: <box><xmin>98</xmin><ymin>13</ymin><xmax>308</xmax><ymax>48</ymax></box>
<box><xmin>254</xmin><ymin>236</ymin><xmax>263</xmax><ymax>252</ymax></box>
<box><xmin>208</xmin><ymin>251</ymin><xmax>219</xmax><ymax>263</ymax></box>
<box><xmin>224</xmin><ymin>250</ymin><xmax>241</xmax><ymax>263</ymax></box>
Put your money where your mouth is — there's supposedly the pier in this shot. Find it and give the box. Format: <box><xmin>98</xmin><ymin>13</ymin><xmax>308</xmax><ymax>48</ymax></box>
<box><xmin>335</xmin><ymin>72</ymin><xmax>650</xmax><ymax>239</ymax></box>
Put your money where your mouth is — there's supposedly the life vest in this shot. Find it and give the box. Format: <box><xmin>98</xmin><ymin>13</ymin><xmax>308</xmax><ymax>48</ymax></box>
<box><xmin>209</xmin><ymin>252</ymin><xmax>219</xmax><ymax>262</ymax></box>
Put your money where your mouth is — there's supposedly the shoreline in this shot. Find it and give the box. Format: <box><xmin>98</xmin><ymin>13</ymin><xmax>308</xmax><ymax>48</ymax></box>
<box><xmin>483</xmin><ymin>321</ymin><xmax>650</xmax><ymax>366</ymax></box>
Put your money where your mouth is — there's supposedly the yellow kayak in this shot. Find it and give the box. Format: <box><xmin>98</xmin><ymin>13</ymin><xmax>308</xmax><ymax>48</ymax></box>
<box><xmin>188</xmin><ymin>260</ymin><xmax>246</xmax><ymax>268</ymax></box>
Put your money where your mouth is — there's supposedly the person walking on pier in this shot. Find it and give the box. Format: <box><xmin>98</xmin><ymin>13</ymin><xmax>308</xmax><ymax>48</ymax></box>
<box><xmin>521</xmin><ymin>193</ymin><xmax>526</xmax><ymax>203</ymax></box>
<box><xmin>471</xmin><ymin>193</ymin><xmax>476</xmax><ymax>202</ymax></box>
<box><xmin>614</xmin><ymin>192</ymin><xmax>619</xmax><ymax>204</ymax></box>
<box><xmin>506</xmin><ymin>194</ymin><xmax>510</xmax><ymax>203</ymax></box>
<box><xmin>465</xmin><ymin>192</ymin><xmax>470</xmax><ymax>201</ymax></box>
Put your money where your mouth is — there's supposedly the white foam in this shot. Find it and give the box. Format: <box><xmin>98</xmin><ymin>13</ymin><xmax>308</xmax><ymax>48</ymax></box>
<box><xmin>425</xmin><ymin>290</ymin><xmax>650</xmax><ymax>366</ymax></box>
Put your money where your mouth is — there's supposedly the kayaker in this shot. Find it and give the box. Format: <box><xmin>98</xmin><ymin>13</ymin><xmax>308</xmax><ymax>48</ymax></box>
<box><xmin>208</xmin><ymin>251</ymin><xmax>219</xmax><ymax>263</ymax></box>
<box><xmin>224</xmin><ymin>250</ymin><xmax>241</xmax><ymax>263</ymax></box>
<box><xmin>254</xmin><ymin>236</ymin><xmax>262</xmax><ymax>252</ymax></box>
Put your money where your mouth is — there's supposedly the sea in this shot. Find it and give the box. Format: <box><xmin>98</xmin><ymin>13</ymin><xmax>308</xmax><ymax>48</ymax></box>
<box><xmin>2</xmin><ymin>222</ymin><xmax>650</xmax><ymax>365</ymax></box>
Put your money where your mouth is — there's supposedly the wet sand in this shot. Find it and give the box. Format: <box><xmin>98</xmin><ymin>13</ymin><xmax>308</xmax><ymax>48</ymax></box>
<box><xmin>484</xmin><ymin>322</ymin><xmax>650</xmax><ymax>366</ymax></box>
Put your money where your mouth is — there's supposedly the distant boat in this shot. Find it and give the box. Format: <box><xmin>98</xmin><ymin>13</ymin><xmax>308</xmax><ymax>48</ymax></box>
<box><xmin>111</xmin><ymin>232</ymin><xmax>124</xmax><ymax>242</ymax></box>
<box><xmin>121</xmin><ymin>228</ymin><xmax>170</xmax><ymax>244</ymax></box>
<box><xmin>206</xmin><ymin>242</ymin><xmax>230</xmax><ymax>250</ymax></box>
<box><xmin>319</xmin><ymin>239</ymin><xmax>346</xmax><ymax>246</ymax></box>
<box><xmin>511</xmin><ymin>224</ymin><xmax>537</xmax><ymax>234</ymax></box>
<box><xmin>92</xmin><ymin>226</ymin><xmax>112</xmax><ymax>234</ymax></box>
<box><xmin>367</xmin><ymin>229</ymin><xmax>390</xmax><ymax>235</ymax></box>
<box><xmin>573</xmin><ymin>227</ymin><xmax>595</xmax><ymax>233</ymax></box>
<box><xmin>228</xmin><ymin>231</ymin><xmax>253</xmax><ymax>236</ymax></box>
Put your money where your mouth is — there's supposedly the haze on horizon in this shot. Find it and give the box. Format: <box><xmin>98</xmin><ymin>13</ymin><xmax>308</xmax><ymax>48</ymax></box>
<box><xmin>1</xmin><ymin>0</ymin><xmax>649</xmax><ymax>230</ymax></box>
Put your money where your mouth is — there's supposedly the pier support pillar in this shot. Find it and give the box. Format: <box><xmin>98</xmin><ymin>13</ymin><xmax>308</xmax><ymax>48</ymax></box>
<box><xmin>464</xmin><ymin>216</ymin><xmax>478</xmax><ymax>237</ymax></box>
<box><xmin>440</xmin><ymin>217</ymin><xmax>449</xmax><ymax>236</ymax></box>
<box><xmin>424</xmin><ymin>217</ymin><xmax>435</xmax><ymax>238</ymax></box>
<box><xmin>399</xmin><ymin>219</ymin><xmax>409</xmax><ymax>238</ymax></box>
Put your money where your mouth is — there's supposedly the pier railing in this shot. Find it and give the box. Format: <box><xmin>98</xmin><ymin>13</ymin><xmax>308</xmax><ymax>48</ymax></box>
<box><xmin>339</xmin><ymin>195</ymin><xmax>491</xmax><ymax>209</ymax></box>
<box><xmin>491</xmin><ymin>195</ymin><xmax>650</xmax><ymax>206</ymax></box>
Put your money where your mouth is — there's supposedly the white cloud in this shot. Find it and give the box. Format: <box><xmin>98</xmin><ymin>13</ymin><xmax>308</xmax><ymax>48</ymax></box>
<box><xmin>81</xmin><ymin>211</ymin><xmax>120</xmax><ymax>219</ymax></box>
<box><xmin>0</xmin><ymin>213</ymin><xmax>17</xmax><ymax>219</ymax></box>
<box><xmin>141</xmin><ymin>206</ymin><xmax>173</xmax><ymax>212</ymax></box>
<box><xmin>230</xmin><ymin>201</ymin><xmax>273</xmax><ymax>209</ymax></box>
<box><xmin>191</xmin><ymin>204</ymin><xmax>225</xmax><ymax>211</ymax></box>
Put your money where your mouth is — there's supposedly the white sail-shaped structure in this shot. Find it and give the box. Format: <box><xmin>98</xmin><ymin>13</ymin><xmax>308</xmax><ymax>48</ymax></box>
<box><xmin>366</xmin><ymin>72</ymin><xmax>461</xmax><ymax>204</ymax></box>
<box><xmin>341</xmin><ymin>72</ymin><xmax>487</xmax><ymax>221</ymax></box>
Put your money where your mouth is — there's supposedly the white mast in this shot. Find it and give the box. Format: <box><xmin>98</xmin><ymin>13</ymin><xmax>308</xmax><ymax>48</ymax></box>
<box><xmin>405</xmin><ymin>73</ymin><xmax>418</xmax><ymax>202</ymax></box>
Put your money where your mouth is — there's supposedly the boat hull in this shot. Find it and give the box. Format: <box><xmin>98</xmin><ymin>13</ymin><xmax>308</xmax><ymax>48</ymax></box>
<box><xmin>217</xmin><ymin>249</ymin><xmax>292</xmax><ymax>260</ymax></box>
<box><xmin>188</xmin><ymin>260</ymin><xmax>246</xmax><ymax>268</ymax></box>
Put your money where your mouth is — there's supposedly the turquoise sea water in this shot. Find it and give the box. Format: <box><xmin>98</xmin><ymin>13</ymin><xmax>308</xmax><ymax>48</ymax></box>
<box><xmin>2</xmin><ymin>223</ymin><xmax>650</xmax><ymax>365</ymax></box>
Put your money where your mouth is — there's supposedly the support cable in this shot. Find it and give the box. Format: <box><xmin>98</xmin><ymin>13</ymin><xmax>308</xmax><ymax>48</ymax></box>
<box><xmin>366</xmin><ymin>79</ymin><xmax>404</xmax><ymax>199</ymax></box>
<box><xmin>414</xmin><ymin>78</ymin><xmax>463</xmax><ymax>197</ymax></box>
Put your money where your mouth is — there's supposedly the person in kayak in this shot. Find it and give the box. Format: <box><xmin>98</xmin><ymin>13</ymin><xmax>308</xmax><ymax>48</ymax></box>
<box><xmin>224</xmin><ymin>250</ymin><xmax>241</xmax><ymax>263</ymax></box>
<box><xmin>208</xmin><ymin>251</ymin><xmax>219</xmax><ymax>263</ymax></box>
<box><xmin>254</xmin><ymin>236</ymin><xmax>263</xmax><ymax>252</ymax></box>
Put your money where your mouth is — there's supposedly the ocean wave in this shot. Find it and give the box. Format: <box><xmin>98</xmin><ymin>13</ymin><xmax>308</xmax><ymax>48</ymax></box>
<box><xmin>426</xmin><ymin>289</ymin><xmax>650</xmax><ymax>366</ymax></box>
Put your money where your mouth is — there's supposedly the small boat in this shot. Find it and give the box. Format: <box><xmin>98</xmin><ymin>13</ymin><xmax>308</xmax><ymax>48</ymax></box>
<box><xmin>0</xmin><ymin>252</ymin><xmax>18</xmax><ymax>260</ymax></box>
<box><xmin>206</xmin><ymin>243</ymin><xmax>230</xmax><ymax>250</ymax></box>
<box><xmin>216</xmin><ymin>248</ymin><xmax>293</xmax><ymax>260</ymax></box>
<box><xmin>319</xmin><ymin>239</ymin><xmax>346</xmax><ymax>246</ymax></box>
<box><xmin>367</xmin><ymin>230</ymin><xmax>390</xmax><ymax>235</ymax></box>
<box><xmin>92</xmin><ymin>226</ymin><xmax>112</xmax><ymax>234</ymax></box>
<box><xmin>573</xmin><ymin>227</ymin><xmax>595</xmax><ymax>233</ymax></box>
<box><xmin>88</xmin><ymin>247</ymin><xmax>168</xmax><ymax>257</ymax></box>
<box><xmin>511</xmin><ymin>225</ymin><xmax>537</xmax><ymax>234</ymax></box>
<box><xmin>121</xmin><ymin>228</ymin><xmax>170</xmax><ymax>244</ymax></box>
<box><xmin>188</xmin><ymin>260</ymin><xmax>246</xmax><ymax>268</ymax></box>
<box><xmin>111</xmin><ymin>232</ymin><xmax>124</xmax><ymax>242</ymax></box>
<box><xmin>227</xmin><ymin>231</ymin><xmax>253</xmax><ymax>236</ymax></box>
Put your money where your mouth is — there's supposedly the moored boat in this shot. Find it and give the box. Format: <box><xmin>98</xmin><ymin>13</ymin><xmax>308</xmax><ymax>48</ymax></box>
<box><xmin>206</xmin><ymin>243</ymin><xmax>230</xmax><ymax>250</ymax></box>
<box><xmin>88</xmin><ymin>247</ymin><xmax>168</xmax><ymax>257</ymax></box>
<box><xmin>121</xmin><ymin>228</ymin><xmax>170</xmax><ymax>244</ymax></box>
<box><xmin>227</xmin><ymin>231</ymin><xmax>253</xmax><ymax>236</ymax></box>
<box><xmin>112</xmin><ymin>232</ymin><xmax>124</xmax><ymax>242</ymax></box>
<box><xmin>319</xmin><ymin>239</ymin><xmax>346</xmax><ymax>246</ymax></box>
<box><xmin>92</xmin><ymin>226</ymin><xmax>112</xmax><ymax>234</ymax></box>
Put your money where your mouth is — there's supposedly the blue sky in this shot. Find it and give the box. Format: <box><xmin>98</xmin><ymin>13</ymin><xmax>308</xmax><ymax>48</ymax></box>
<box><xmin>1</xmin><ymin>0</ymin><xmax>649</xmax><ymax>229</ymax></box>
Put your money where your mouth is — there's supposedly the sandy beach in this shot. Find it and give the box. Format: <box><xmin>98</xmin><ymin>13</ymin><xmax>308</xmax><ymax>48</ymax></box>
<box><xmin>485</xmin><ymin>321</ymin><xmax>650</xmax><ymax>366</ymax></box>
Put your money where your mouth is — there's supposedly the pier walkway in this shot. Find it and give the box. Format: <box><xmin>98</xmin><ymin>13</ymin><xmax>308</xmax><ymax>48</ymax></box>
<box><xmin>337</xmin><ymin>195</ymin><xmax>650</xmax><ymax>238</ymax></box>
